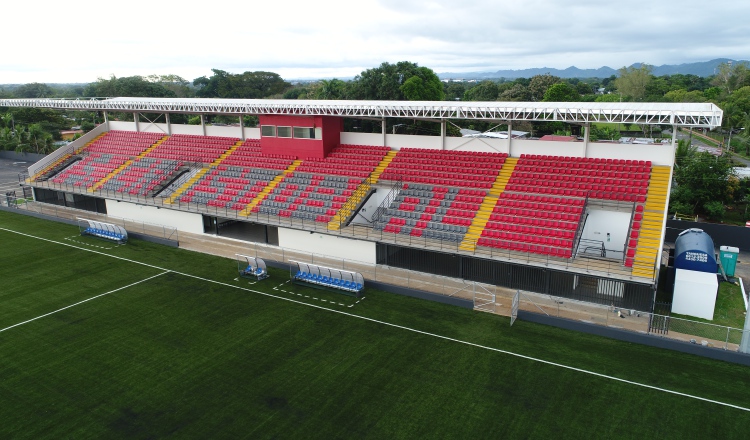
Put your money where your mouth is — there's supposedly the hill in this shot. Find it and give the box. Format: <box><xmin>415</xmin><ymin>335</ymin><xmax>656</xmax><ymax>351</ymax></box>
<box><xmin>439</xmin><ymin>58</ymin><xmax>748</xmax><ymax>80</ymax></box>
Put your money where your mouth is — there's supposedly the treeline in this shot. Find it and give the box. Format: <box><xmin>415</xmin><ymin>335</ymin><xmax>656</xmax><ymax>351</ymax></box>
<box><xmin>1</xmin><ymin>61</ymin><xmax>749</xmax><ymax>153</ymax></box>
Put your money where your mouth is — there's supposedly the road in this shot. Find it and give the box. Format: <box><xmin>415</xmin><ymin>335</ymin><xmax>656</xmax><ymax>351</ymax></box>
<box><xmin>673</xmin><ymin>130</ymin><xmax>750</xmax><ymax>166</ymax></box>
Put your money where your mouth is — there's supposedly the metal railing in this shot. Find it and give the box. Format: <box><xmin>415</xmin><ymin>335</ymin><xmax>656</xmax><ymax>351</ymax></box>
<box><xmin>514</xmin><ymin>291</ymin><xmax>747</xmax><ymax>351</ymax></box>
<box><xmin>10</xmin><ymin>194</ymin><xmax>742</xmax><ymax>355</ymax></box>
<box><xmin>24</xmin><ymin>178</ymin><xmax>660</xmax><ymax>282</ymax></box>
<box><xmin>371</xmin><ymin>176</ymin><xmax>404</xmax><ymax>226</ymax></box>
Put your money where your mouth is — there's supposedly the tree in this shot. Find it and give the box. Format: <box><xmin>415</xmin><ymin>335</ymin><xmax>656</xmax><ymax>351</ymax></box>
<box><xmin>614</xmin><ymin>64</ymin><xmax>653</xmax><ymax>101</ymax></box>
<box><xmin>463</xmin><ymin>80</ymin><xmax>499</xmax><ymax>101</ymax></box>
<box><xmin>528</xmin><ymin>74</ymin><xmax>561</xmax><ymax>101</ymax></box>
<box><xmin>670</xmin><ymin>152</ymin><xmax>738</xmax><ymax>219</ymax></box>
<box><xmin>85</xmin><ymin>75</ymin><xmax>176</xmax><ymax>98</ymax></box>
<box><xmin>712</xmin><ymin>61</ymin><xmax>750</xmax><ymax>95</ymax></box>
<box><xmin>595</xmin><ymin>93</ymin><xmax>621</xmax><ymax>102</ymax></box>
<box><xmin>400</xmin><ymin>67</ymin><xmax>444</xmax><ymax>101</ymax></box>
<box><xmin>734</xmin><ymin>114</ymin><xmax>750</xmax><ymax>155</ymax></box>
<box><xmin>543</xmin><ymin>83</ymin><xmax>580</xmax><ymax>102</ymax></box>
<box><xmin>315</xmin><ymin>79</ymin><xmax>347</xmax><ymax>100</ymax></box>
<box><xmin>145</xmin><ymin>74</ymin><xmax>194</xmax><ymax>98</ymax></box>
<box><xmin>663</xmin><ymin>89</ymin><xmax>706</xmax><ymax>103</ymax></box>
<box><xmin>498</xmin><ymin>83</ymin><xmax>531</xmax><ymax>101</ymax></box>
<box><xmin>443</xmin><ymin>81</ymin><xmax>466</xmax><ymax>101</ymax></box>
<box><xmin>15</xmin><ymin>83</ymin><xmax>54</xmax><ymax>98</ymax></box>
<box><xmin>674</xmin><ymin>139</ymin><xmax>697</xmax><ymax>166</ymax></box>
<box><xmin>348</xmin><ymin>62</ymin><xmax>444</xmax><ymax>101</ymax></box>
<box><xmin>193</xmin><ymin>69</ymin><xmax>291</xmax><ymax>99</ymax></box>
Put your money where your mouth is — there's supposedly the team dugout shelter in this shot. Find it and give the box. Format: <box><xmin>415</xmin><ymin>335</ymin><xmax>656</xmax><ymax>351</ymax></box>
<box><xmin>1</xmin><ymin>97</ymin><xmax>722</xmax><ymax>312</ymax></box>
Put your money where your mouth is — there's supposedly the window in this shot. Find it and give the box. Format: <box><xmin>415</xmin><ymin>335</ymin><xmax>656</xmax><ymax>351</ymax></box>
<box><xmin>293</xmin><ymin>127</ymin><xmax>315</xmax><ymax>139</ymax></box>
<box><xmin>277</xmin><ymin>126</ymin><xmax>292</xmax><ymax>138</ymax></box>
<box><xmin>261</xmin><ymin>125</ymin><xmax>276</xmax><ymax>137</ymax></box>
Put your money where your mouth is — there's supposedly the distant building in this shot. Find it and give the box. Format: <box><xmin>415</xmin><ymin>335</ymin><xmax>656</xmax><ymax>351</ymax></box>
<box><xmin>539</xmin><ymin>135</ymin><xmax>578</xmax><ymax>142</ymax></box>
<box><xmin>461</xmin><ymin>129</ymin><xmax>529</xmax><ymax>139</ymax></box>
<box><xmin>60</xmin><ymin>130</ymin><xmax>83</xmax><ymax>141</ymax></box>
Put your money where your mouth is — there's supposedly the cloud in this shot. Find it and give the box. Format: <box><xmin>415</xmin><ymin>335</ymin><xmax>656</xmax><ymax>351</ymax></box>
<box><xmin>2</xmin><ymin>0</ymin><xmax>749</xmax><ymax>83</ymax></box>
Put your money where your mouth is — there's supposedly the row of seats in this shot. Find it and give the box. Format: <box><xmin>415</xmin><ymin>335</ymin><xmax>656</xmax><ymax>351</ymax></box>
<box><xmin>520</xmin><ymin>154</ymin><xmax>651</xmax><ymax>166</ymax></box>
<box><xmin>477</xmin><ymin>238</ymin><xmax>574</xmax><ymax>258</ymax></box>
<box><xmin>51</xmin><ymin>154</ymin><xmax>128</xmax><ymax>188</ymax></box>
<box><xmin>83</xmin><ymin>227</ymin><xmax>126</xmax><ymax>242</ymax></box>
<box><xmin>293</xmin><ymin>271</ymin><xmax>363</xmax><ymax>292</ymax></box>
<box><xmin>294</xmin><ymin>145</ymin><xmax>389</xmax><ymax>178</ymax></box>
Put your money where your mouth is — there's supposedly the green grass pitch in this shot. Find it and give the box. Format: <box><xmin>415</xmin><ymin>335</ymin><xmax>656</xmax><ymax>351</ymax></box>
<box><xmin>1</xmin><ymin>209</ymin><xmax>750</xmax><ymax>439</ymax></box>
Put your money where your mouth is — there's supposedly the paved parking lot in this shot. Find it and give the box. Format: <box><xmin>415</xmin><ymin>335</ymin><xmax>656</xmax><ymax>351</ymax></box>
<box><xmin>0</xmin><ymin>157</ymin><xmax>31</xmax><ymax>199</ymax></box>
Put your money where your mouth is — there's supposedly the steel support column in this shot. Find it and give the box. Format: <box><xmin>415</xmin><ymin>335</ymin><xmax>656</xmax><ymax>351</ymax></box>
<box><xmin>440</xmin><ymin>120</ymin><xmax>446</xmax><ymax>150</ymax></box>
<box><xmin>507</xmin><ymin>122</ymin><xmax>513</xmax><ymax>154</ymax></box>
<box><xmin>165</xmin><ymin>113</ymin><xmax>172</xmax><ymax>135</ymax></box>
<box><xmin>200</xmin><ymin>114</ymin><xmax>206</xmax><ymax>136</ymax></box>
<box><xmin>133</xmin><ymin>113</ymin><xmax>140</xmax><ymax>132</ymax></box>
<box><xmin>583</xmin><ymin>123</ymin><xmax>590</xmax><ymax>157</ymax></box>
<box><xmin>382</xmin><ymin>118</ymin><xmax>387</xmax><ymax>147</ymax></box>
<box><xmin>239</xmin><ymin>115</ymin><xmax>245</xmax><ymax>140</ymax></box>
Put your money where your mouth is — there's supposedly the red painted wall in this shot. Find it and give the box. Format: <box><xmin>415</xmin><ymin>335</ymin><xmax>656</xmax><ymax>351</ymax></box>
<box><xmin>259</xmin><ymin>115</ymin><xmax>342</xmax><ymax>158</ymax></box>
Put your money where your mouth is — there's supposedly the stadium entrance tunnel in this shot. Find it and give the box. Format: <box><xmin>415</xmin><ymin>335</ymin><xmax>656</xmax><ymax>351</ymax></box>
<box><xmin>376</xmin><ymin>242</ymin><xmax>655</xmax><ymax>311</ymax></box>
<box><xmin>203</xmin><ymin>215</ymin><xmax>279</xmax><ymax>245</ymax></box>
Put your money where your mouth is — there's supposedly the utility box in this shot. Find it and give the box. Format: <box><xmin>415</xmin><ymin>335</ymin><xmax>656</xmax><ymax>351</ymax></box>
<box><xmin>719</xmin><ymin>246</ymin><xmax>740</xmax><ymax>277</ymax></box>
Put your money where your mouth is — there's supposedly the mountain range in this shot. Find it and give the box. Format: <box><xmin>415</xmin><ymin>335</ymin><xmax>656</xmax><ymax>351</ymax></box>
<box><xmin>438</xmin><ymin>58</ymin><xmax>748</xmax><ymax>80</ymax></box>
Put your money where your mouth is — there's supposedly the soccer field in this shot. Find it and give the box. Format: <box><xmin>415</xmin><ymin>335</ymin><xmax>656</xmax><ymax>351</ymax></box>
<box><xmin>1</xmin><ymin>210</ymin><xmax>749</xmax><ymax>439</ymax></box>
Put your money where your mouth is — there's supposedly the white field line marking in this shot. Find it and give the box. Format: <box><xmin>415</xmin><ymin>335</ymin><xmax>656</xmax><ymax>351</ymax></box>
<box><xmin>63</xmin><ymin>236</ymin><xmax>119</xmax><ymax>250</ymax></box>
<box><xmin>274</xmin><ymin>281</ymin><xmax>350</xmax><ymax>307</ymax></box>
<box><xmin>1</xmin><ymin>227</ymin><xmax>749</xmax><ymax>413</ymax></box>
<box><xmin>0</xmin><ymin>271</ymin><xmax>169</xmax><ymax>334</ymax></box>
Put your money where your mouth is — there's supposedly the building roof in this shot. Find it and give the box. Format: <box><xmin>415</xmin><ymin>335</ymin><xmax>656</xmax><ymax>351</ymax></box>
<box><xmin>0</xmin><ymin>98</ymin><xmax>723</xmax><ymax>128</ymax></box>
<box><xmin>539</xmin><ymin>135</ymin><xmax>579</xmax><ymax>142</ymax></box>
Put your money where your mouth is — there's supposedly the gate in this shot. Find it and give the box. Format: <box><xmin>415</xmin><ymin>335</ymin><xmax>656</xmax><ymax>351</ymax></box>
<box><xmin>648</xmin><ymin>301</ymin><xmax>671</xmax><ymax>335</ymax></box>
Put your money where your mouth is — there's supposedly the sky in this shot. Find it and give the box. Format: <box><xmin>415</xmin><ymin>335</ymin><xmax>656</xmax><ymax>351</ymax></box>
<box><xmin>2</xmin><ymin>0</ymin><xmax>748</xmax><ymax>84</ymax></box>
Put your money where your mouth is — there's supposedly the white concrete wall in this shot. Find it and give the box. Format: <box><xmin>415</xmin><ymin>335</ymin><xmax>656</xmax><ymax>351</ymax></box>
<box><xmin>278</xmin><ymin>228</ymin><xmax>376</xmax><ymax>265</ymax></box>
<box><xmin>106</xmin><ymin>123</ymin><xmax>672</xmax><ymax>164</ymax></box>
<box><xmin>580</xmin><ymin>209</ymin><xmax>632</xmax><ymax>258</ymax></box>
<box><xmin>510</xmin><ymin>139</ymin><xmax>586</xmax><ymax>158</ymax></box>
<box><xmin>105</xmin><ymin>200</ymin><xmax>204</xmax><ymax>234</ymax></box>
<box><xmin>107</xmin><ymin>121</ymin><xmax>260</xmax><ymax>139</ymax></box>
<box><xmin>587</xmin><ymin>142</ymin><xmax>674</xmax><ymax>166</ymax></box>
<box><xmin>351</xmin><ymin>184</ymin><xmax>393</xmax><ymax>225</ymax></box>
<box><xmin>672</xmin><ymin>269</ymin><xmax>718</xmax><ymax>320</ymax></box>
<box><xmin>444</xmin><ymin>137</ymin><xmax>509</xmax><ymax>154</ymax></box>
<box><xmin>341</xmin><ymin>132</ymin><xmax>383</xmax><ymax>146</ymax></box>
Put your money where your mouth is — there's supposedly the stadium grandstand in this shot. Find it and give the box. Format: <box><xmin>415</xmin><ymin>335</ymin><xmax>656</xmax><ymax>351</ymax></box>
<box><xmin>0</xmin><ymin>97</ymin><xmax>723</xmax><ymax>312</ymax></box>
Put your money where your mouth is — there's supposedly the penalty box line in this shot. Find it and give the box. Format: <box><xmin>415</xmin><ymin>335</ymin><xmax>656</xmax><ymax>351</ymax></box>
<box><xmin>0</xmin><ymin>271</ymin><xmax>170</xmax><ymax>334</ymax></box>
<box><xmin>1</xmin><ymin>227</ymin><xmax>749</xmax><ymax>413</ymax></box>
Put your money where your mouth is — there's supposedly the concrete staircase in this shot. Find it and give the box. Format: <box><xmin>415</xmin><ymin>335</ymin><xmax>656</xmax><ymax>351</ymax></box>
<box><xmin>631</xmin><ymin>165</ymin><xmax>670</xmax><ymax>279</ymax></box>
<box><xmin>369</xmin><ymin>150</ymin><xmax>397</xmax><ymax>183</ymax></box>
<box><xmin>327</xmin><ymin>150</ymin><xmax>397</xmax><ymax>230</ymax></box>
<box><xmin>459</xmin><ymin>157</ymin><xmax>518</xmax><ymax>252</ymax></box>
<box><xmin>238</xmin><ymin>159</ymin><xmax>303</xmax><ymax>216</ymax></box>
<box><xmin>163</xmin><ymin>140</ymin><xmax>243</xmax><ymax>204</ymax></box>
<box><xmin>327</xmin><ymin>181</ymin><xmax>371</xmax><ymax>231</ymax></box>
<box><xmin>89</xmin><ymin>136</ymin><xmax>168</xmax><ymax>192</ymax></box>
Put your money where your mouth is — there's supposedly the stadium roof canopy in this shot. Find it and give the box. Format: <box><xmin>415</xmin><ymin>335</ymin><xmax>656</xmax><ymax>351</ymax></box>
<box><xmin>0</xmin><ymin>97</ymin><xmax>723</xmax><ymax>128</ymax></box>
